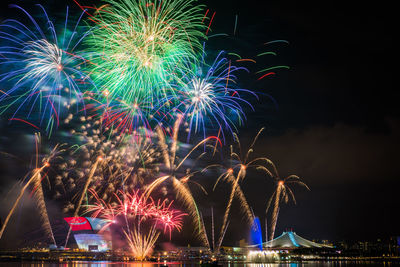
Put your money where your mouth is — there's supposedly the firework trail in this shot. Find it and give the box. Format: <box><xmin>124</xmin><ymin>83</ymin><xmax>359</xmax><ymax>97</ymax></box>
<box><xmin>0</xmin><ymin>167</ymin><xmax>44</xmax><ymax>240</ymax></box>
<box><xmin>145</xmin><ymin>116</ymin><xmax>218</xmax><ymax>245</ymax></box>
<box><xmin>31</xmin><ymin>135</ymin><xmax>65</xmax><ymax>245</ymax></box>
<box><xmin>214</xmin><ymin>169</ymin><xmax>247</xmax><ymax>252</ymax></box>
<box><xmin>32</xmin><ymin>171</ymin><xmax>56</xmax><ymax>246</ymax></box>
<box><xmin>60</xmin><ymin>112</ymin><xmax>162</xmax><ymax>247</ymax></box>
<box><xmin>197</xmin><ymin>205</ymin><xmax>229</xmax><ymax>254</ymax></box>
<box><xmin>198</xmin><ymin>212</ymin><xmax>210</xmax><ymax>250</ymax></box>
<box><xmin>99</xmin><ymin>98</ymin><xmax>154</xmax><ymax>135</ymax></box>
<box><xmin>86</xmin><ymin>188</ymin><xmax>185</xmax><ymax>259</ymax></box>
<box><xmin>211</xmin><ymin>207</ymin><xmax>215</xmax><ymax>250</ymax></box>
<box><xmin>125</xmin><ymin>226</ymin><xmax>160</xmax><ymax>260</ymax></box>
<box><xmin>73</xmin><ymin>155</ymin><xmax>103</xmax><ymax>217</ymax></box>
<box><xmin>164</xmin><ymin>50</ymin><xmax>256</xmax><ymax>142</ymax></box>
<box><xmin>266</xmin><ymin>171</ymin><xmax>309</xmax><ymax>241</ymax></box>
<box><xmin>255</xmin><ymin>40</ymin><xmax>290</xmax><ymax>81</ymax></box>
<box><xmin>0</xmin><ymin>5</ymin><xmax>93</xmax><ymax>133</ymax></box>
<box><xmin>84</xmin><ymin>0</ymin><xmax>206</xmax><ymax>108</ymax></box>
<box><xmin>211</xmin><ymin>128</ymin><xmax>276</xmax><ymax>249</ymax></box>
<box><xmin>86</xmin><ymin>189</ymin><xmax>185</xmax><ymax>234</ymax></box>
<box><xmin>56</xmin><ymin>112</ymin><xmax>159</xmax><ymax>212</ymax></box>
<box><xmin>0</xmin><ymin>134</ymin><xmax>62</xmax><ymax>244</ymax></box>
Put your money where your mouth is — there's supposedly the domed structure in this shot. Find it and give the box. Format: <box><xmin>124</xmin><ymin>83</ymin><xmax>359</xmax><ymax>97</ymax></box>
<box><xmin>263</xmin><ymin>231</ymin><xmax>333</xmax><ymax>249</ymax></box>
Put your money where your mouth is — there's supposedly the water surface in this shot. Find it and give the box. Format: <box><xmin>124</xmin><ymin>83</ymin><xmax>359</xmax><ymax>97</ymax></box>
<box><xmin>0</xmin><ymin>261</ymin><xmax>397</xmax><ymax>267</ymax></box>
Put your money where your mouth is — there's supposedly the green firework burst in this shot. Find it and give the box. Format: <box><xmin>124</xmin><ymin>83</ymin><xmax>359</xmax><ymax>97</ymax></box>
<box><xmin>85</xmin><ymin>0</ymin><xmax>207</xmax><ymax>108</ymax></box>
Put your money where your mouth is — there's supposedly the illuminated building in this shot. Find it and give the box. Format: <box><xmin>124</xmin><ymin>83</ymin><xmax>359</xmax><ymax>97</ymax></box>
<box><xmin>64</xmin><ymin>217</ymin><xmax>111</xmax><ymax>252</ymax></box>
<box><xmin>248</xmin><ymin>231</ymin><xmax>334</xmax><ymax>250</ymax></box>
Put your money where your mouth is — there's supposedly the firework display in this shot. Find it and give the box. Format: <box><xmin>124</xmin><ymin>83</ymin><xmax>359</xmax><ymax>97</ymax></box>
<box><xmin>266</xmin><ymin>173</ymin><xmax>310</xmax><ymax>241</ymax></box>
<box><xmin>165</xmin><ymin>50</ymin><xmax>256</xmax><ymax>141</ymax></box>
<box><xmin>209</xmin><ymin>128</ymin><xmax>278</xmax><ymax>251</ymax></box>
<box><xmin>0</xmin><ymin>134</ymin><xmax>63</xmax><ymax>243</ymax></box>
<box><xmin>0</xmin><ymin>0</ymin><xmax>307</xmax><ymax>260</ymax></box>
<box><xmin>84</xmin><ymin>0</ymin><xmax>206</xmax><ymax>109</ymax></box>
<box><xmin>0</xmin><ymin>5</ymin><xmax>93</xmax><ymax>133</ymax></box>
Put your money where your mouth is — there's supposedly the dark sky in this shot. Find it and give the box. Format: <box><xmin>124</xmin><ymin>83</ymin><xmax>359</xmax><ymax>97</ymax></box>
<box><xmin>0</xmin><ymin>0</ymin><xmax>398</xmax><ymax>247</ymax></box>
<box><xmin>199</xmin><ymin>0</ymin><xmax>398</xmax><ymax>243</ymax></box>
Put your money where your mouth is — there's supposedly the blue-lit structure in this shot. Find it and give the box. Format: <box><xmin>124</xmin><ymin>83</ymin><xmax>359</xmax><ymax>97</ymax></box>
<box><xmin>74</xmin><ymin>234</ymin><xmax>110</xmax><ymax>252</ymax></box>
<box><xmin>249</xmin><ymin>217</ymin><xmax>263</xmax><ymax>250</ymax></box>
<box><xmin>85</xmin><ymin>217</ymin><xmax>110</xmax><ymax>231</ymax></box>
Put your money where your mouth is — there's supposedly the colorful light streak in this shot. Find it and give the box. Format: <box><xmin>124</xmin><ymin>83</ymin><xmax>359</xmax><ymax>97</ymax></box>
<box><xmin>0</xmin><ymin>5</ymin><xmax>93</xmax><ymax>132</ymax></box>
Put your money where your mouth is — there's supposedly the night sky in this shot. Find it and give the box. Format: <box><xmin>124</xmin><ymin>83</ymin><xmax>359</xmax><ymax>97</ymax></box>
<box><xmin>201</xmin><ymin>0</ymin><xmax>398</xmax><ymax>243</ymax></box>
<box><xmin>0</xmin><ymin>0</ymin><xmax>398</xmax><ymax>247</ymax></box>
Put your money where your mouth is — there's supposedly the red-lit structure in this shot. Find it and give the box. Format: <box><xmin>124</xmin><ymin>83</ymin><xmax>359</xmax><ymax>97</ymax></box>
<box><xmin>64</xmin><ymin>217</ymin><xmax>92</xmax><ymax>231</ymax></box>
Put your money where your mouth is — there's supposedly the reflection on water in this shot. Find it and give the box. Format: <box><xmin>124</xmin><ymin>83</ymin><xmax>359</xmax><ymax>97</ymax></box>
<box><xmin>0</xmin><ymin>261</ymin><xmax>396</xmax><ymax>267</ymax></box>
